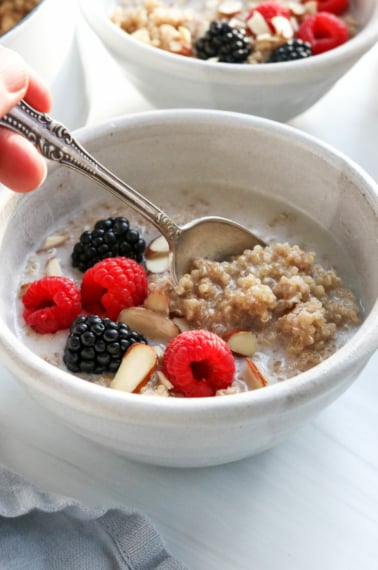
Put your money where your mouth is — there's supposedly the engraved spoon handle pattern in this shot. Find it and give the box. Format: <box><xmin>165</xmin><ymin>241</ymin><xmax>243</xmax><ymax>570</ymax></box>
<box><xmin>0</xmin><ymin>100</ymin><xmax>181</xmax><ymax>242</ymax></box>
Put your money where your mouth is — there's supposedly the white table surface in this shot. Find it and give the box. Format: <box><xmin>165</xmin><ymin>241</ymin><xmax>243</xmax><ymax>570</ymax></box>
<box><xmin>1</xmin><ymin>14</ymin><xmax>378</xmax><ymax>570</ymax></box>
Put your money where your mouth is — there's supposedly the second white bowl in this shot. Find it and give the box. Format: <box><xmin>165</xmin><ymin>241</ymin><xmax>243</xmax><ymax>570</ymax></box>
<box><xmin>80</xmin><ymin>0</ymin><xmax>378</xmax><ymax>121</ymax></box>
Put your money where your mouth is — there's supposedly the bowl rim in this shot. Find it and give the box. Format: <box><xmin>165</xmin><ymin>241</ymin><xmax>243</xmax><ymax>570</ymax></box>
<box><xmin>0</xmin><ymin>109</ymin><xmax>377</xmax><ymax>422</ymax></box>
<box><xmin>0</xmin><ymin>0</ymin><xmax>48</xmax><ymax>40</ymax></box>
<box><xmin>79</xmin><ymin>0</ymin><xmax>378</xmax><ymax>78</ymax></box>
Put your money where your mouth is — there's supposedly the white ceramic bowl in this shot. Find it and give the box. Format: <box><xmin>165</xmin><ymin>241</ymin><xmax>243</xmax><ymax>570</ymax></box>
<box><xmin>0</xmin><ymin>0</ymin><xmax>89</xmax><ymax>128</ymax></box>
<box><xmin>79</xmin><ymin>0</ymin><xmax>378</xmax><ymax>121</ymax></box>
<box><xmin>0</xmin><ymin>110</ymin><xmax>377</xmax><ymax>467</ymax></box>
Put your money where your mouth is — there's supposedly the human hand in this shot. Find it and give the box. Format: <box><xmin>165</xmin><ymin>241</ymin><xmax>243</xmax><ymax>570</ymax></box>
<box><xmin>0</xmin><ymin>46</ymin><xmax>52</xmax><ymax>192</ymax></box>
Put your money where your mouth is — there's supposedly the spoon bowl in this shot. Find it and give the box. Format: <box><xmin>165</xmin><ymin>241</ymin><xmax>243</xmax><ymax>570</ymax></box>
<box><xmin>0</xmin><ymin>101</ymin><xmax>264</xmax><ymax>281</ymax></box>
<box><xmin>172</xmin><ymin>216</ymin><xmax>264</xmax><ymax>281</ymax></box>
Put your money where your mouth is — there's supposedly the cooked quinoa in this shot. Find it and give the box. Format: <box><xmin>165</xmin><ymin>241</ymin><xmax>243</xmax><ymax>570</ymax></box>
<box><xmin>150</xmin><ymin>243</ymin><xmax>360</xmax><ymax>376</ymax></box>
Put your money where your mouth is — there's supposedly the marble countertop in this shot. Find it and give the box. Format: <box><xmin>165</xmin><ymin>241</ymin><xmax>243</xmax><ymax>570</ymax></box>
<box><xmin>1</xmin><ymin>14</ymin><xmax>377</xmax><ymax>570</ymax></box>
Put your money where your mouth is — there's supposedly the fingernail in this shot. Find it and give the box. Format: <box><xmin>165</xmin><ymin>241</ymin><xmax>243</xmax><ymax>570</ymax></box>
<box><xmin>39</xmin><ymin>160</ymin><xmax>48</xmax><ymax>186</ymax></box>
<box><xmin>0</xmin><ymin>47</ymin><xmax>28</xmax><ymax>94</ymax></box>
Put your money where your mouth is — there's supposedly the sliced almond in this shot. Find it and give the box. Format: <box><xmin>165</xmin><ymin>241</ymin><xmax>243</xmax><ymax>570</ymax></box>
<box><xmin>146</xmin><ymin>235</ymin><xmax>169</xmax><ymax>257</ymax></box>
<box><xmin>170</xmin><ymin>44</ymin><xmax>194</xmax><ymax>57</ymax></box>
<box><xmin>19</xmin><ymin>282</ymin><xmax>30</xmax><ymax>298</ymax></box>
<box><xmin>224</xmin><ymin>329</ymin><xmax>258</xmax><ymax>356</ymax></box>
<box><xmin>131</xmin><ymin>29</ymin><xmax>151</xmax><ymax>44</ymax></box>
<box><xmin>218</xmin><ymin>0</ymin><xmax>242</xmax><ymax>17</ymax></box>
<box><xmin>145</xmin><ymin>254</ymin><xmax>169</xmax><ymax>274</ymax></box>
<box><xmin>157</xmin><ymin>370</ymin><xmax>174</xmax><ymax>390</ymax></box>
<box><xmin>38</xmin><ymin>234</ymin><xmax>69</xmax><ymax>251</ymax></box>
<box><xmin>271</xmin><ymin>16</ymin><xmax>294</xmax><ymax>39</ymax></box>
<box><xmin>288</xmin><ymin>1</ymin><xmax>306</xmax><ymax>16</ymax></box>
<box><xmin>243</xmin><ymin>358</ymin><xmax>269</xmax><ymax>390</ymax></box>
<box><xmin>303</xmin><ymin>0</ymin><xmax>317</xmax><ymax>14</ymax></box>
<box><xmin>118</xmin><ymin>306</ymin><xmax>179</xmax><ymax>342</ymax></box>
<box><xmin>246</xmin><ymin>11</ymin><xmax>271</xmax><ymax>36</ymax></box>
<box><xmin>178</xmin><ymin>25</ymin><xmax>192</xmax><ymax>45</ymax></box>
<box><xmin>169</xmin><ymin>40</ymin><xmax>186</xmax><ymax>54</ymax></box>
<box><xmin>143</xmin><ymin>290</ymin><xmax>170</xmax><ymax>316</ymax></box>
<box><xmin>111</xmin><ymin>343</ymin><xmax>158</xmax><ymax>393</ymax></box>
<box><xmin>290</xmin><ymin>16</ymin><xmax>299</xmax><ymax>33</ymax></box>
<box><xmin>46</xmin><ymin>257</ymin><xmax>63</xmax><ymax>277</ymax></box>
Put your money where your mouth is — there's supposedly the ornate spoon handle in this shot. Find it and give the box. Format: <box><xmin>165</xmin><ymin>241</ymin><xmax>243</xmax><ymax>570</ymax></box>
<box><xmin>0</xmin><ymin>100</ymin><xmax>181</xmax><ymax>242</ymax></box>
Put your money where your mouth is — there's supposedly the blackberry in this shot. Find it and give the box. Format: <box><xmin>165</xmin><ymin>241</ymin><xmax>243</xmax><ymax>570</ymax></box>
<box><xmin>71</xmin><ymin>216</ymin><xmax>146</xmax><ymax>272</ymax></box>
<box><xmin>194</xmin><ymin>21</ymin><xmax>251</xmax><ymax>64</ymax></box>
<box><xmin>63</xmin><ymin>315</ymin><xmax>147</xmax><ymax>374</ymax></box>
<box><xmin>268</xmin><ymin>39</ymin><xmax>312</xmax><ymax>63</ymax></box>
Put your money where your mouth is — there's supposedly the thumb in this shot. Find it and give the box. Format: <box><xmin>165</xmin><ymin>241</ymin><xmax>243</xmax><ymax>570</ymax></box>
<box><xmin>0</xmin><ymin>47</ymin><xmax>28</xmax><ymax>117</ymax></box>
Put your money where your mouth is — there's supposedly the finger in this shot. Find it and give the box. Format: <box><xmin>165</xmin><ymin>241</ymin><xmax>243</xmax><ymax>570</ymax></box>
<box><xmin>0</xmin><ymin>128</ymin><xmax>47</xmax><ymax>192</ymax></box>
<box><xmin>0</xmin><ymin>46</ymin><xmax>52</xmax><ymax>115</ymax></box>
<box><xmin>0</xmin><ymin>47</ymin><xmax>28</xmax><ymax>116</ymax></box>
<box><xmin>24</xmin><ymin>68</ymin><xmax>52</xmax><ymax>113</ymax></box>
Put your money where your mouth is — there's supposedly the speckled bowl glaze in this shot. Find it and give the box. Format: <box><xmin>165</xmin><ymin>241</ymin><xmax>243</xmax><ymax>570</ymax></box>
<box><xmin>79</xmin><ymin>0</ymin><xmax>378</xmax><ymax>121</ymax></box>
<box><xmin>0</xmin><ymin>110</ymin><xmax>377</xmax><ymax>467</ymax></box>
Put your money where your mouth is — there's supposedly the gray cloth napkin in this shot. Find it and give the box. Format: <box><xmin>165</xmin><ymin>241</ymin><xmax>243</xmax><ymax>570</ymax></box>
<box><xmin>0</xmin><ymin>464</ymin><xmax>188</xmax><ymax>570</ymax></box>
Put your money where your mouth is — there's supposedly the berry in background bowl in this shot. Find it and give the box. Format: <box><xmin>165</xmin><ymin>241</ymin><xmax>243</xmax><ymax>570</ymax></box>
<box><xmin>79</xmin><ymin>0</ymin><xmax>378</xmax><ymax>121</ymax></box>
<box><xmin>0</xmin><ymin>110</ymin><xmax>377</xmax><ymax>467</ymax></box>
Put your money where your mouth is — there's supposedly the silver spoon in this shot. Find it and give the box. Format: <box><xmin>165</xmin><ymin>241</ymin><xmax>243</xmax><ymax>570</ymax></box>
<box><xmin>0</xmin><ymin>101</ymin><xmax>264</xmax><ymax>282</ymax></box>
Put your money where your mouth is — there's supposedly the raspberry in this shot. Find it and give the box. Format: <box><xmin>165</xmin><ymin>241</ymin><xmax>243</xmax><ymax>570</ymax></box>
<box><xmin>22</xmin><ymin>276</ymin><xmax>81</xmax><ymax>334</ymax></box>
<box><xmin>246</xmin><ymin>2</ymin><xmax>291</xmax><ymax>32</ymax></box>
<box><xmin>63</xmin><ymin>315</ymin><xmax>147</xmax><ymax>374</ymax></box>
<box><xmin>71</xmin><ymin>216</ymin><xmax>146</xmax><ymax>272</ymax></box>
<box><xmin>81</xmin><ymin>257</ymin><xmax>148</xmax><ymax>321</ymax></box>
<box><xmin>312</xmin><ymin>0</ymin><xmax>349</xmax><ymax>15</ymax></box>
<box><xmin>162</xmin><ymin>330</ymin><xmax>235</xmax><ymax>397</ymax></box>
<box><xmin>297</xmin><ymin>12</ymin><xmax>349</xmax><ymax>55</ymax></box>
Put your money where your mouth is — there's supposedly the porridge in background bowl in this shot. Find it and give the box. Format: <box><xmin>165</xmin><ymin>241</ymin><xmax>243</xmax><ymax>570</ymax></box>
<box><xmin>17</xmin><ymin>189</ymin><xmax>361</xmax><ymax>399</ymax></box>
<box><xmin>111</xmin><ymin>0</ymin><xmax>358</xmax><ymax>63</ymax></box>
<box><xmin>0</xmin><ymin>0</ymin><xmax>41</xmax><ymax>35</ymax></box>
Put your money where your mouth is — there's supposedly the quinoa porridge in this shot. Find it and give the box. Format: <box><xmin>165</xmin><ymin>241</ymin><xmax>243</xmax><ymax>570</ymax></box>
<box><xmin>110</xmin><ymin>0</ymin><xmax>358</xmax><ymax>64</ymax></box>
<box><xmin>150</xmin><ymin>242</ymin><xmax>359</xmax><ymax>379</ymax></box>
<box><xmin>0</xmin><ymin>0</ymin><xmax>41</xmax><ymax>35</ymax></box>
<box><xmin>16</xmin><ymin>188</ymin><xmax>361</xmax><ymax>398</ymax></box>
